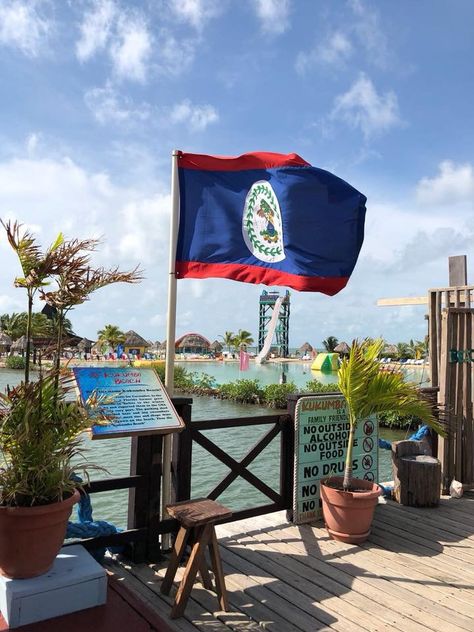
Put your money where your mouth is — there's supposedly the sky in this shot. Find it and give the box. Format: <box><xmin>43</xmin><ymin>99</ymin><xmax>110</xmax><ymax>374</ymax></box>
<box><xmin>0</xmin><ymin>0</ymin><xmax>473</xmax><ymax>349</ymax></box>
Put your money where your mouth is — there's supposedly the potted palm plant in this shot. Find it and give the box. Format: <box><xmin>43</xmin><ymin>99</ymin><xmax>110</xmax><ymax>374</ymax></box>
<box><xmin>0</xmin><ymin>221</ymin><xmax>141</xmax><ymax>578</ymax></box>
<box><xmin>320</xmin><ymin>338</ymin><xmax>444</xmax><ymax>544</ymax></box>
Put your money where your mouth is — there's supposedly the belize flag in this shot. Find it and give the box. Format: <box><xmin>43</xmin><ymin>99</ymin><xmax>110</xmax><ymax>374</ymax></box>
<box><xmin>175</xmin><ymin>151</ymin><xmax>366</xmax><ymax>295</ymax></box>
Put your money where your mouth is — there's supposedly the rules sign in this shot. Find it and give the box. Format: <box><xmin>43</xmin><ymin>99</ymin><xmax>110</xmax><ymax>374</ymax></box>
<box><xmin>293</xmin><ymin>394</ymin><xmax>378</xmax><ymax>524</ymax></box>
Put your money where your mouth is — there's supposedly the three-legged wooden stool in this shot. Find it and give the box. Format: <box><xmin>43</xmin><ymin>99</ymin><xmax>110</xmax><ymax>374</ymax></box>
<box><xmin>161</xmin><ymin>498</ymin><xmax>232</xmax><ymax>619</ymax></box>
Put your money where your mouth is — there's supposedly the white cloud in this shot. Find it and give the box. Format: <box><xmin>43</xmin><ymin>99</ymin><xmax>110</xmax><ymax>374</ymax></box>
<box><xmin>254</xmin><ymin>0</ymin><xmax>290</xmax><ymax>35</ymax></box>
<box><xmin>168</xmin><ymin>0</ymin><xmax>222</xmax><ymax>31</ymax></box>
<box><xmin>84</xmin><ymin>83</ymin><xmax>151</xmax><ymax>125</ymax></box>
<box><xmin>76</xmin><ymin>0</ymin><xmax>116</xmax><ymax>62</ymax></box>
<box><xmin>25</xmin><ymin>132</ymin><xmax>40</xmax><ymax>155</ymax></box>
<box><xmin>349</xmin><ymin>0</ymin><xmax>390</xmax><ymax>69</ymax></box>
<box><xmin>0</xmin><ymin>154</ymin><xmax>172</xmax><ymax>338</ymax></box>
<box><xmin>168</xmin><ymin>99</ymin><xmax>219</xmax><ymax>132</ymax></box>
<box><xmin>75</xmin><ymin>2</ymin><xmax>152</xmax><ymax>82</ymax></box>
<box><xmin>155</xmin><ymin>29</ymin><xmax>197</xmax><ymax>76</ymax></box>
<box><xmin>110</xmin><ymin>13</ymin><xmax>152</xmax><ymax>83</ymax></box>
<box><xmin>296</xmin><ymin>31</ymin><xmax>352</xmax><ymax>74</ymax></box>
<box><xmin>330</xmin><ymin>73</ymin><xmax>401</xmax><ymax>139</ymax></box>
<box><xmin>416</xmin><ymin>161</ymin><xmax>474</xmax><ymax>208</ymax></box>
<box><xmin>0</xmin><ymin>0</ymin><xmax>51</xmax><ymax>57</ymax></box>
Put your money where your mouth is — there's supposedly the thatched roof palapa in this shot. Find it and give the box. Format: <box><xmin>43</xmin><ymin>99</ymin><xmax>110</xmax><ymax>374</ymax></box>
<box><xmin>383</xmin><ymin>344</ymin><xmax>398</xmax><ymax>356</ymax></box>
<box><xmin>124</xmin><ymin>330</ymin><xmax>150</xmax><ymax>348</ymax></box>
<box><xmin>11</xmin><ymin>335</ymin><xmax>27</xmax><ymax>351</ymax></box>
<box><xmin>334</xmin><ymin>341</ymin><xmax>350</xmax><ymax>354</ymax></box>
<box><xmin>175</xmin><ymin>333</ymin><xmax>211</xmax><ymax>350</ymax></box>
<box><xmin>210</xmin><ymin>340</ymin><xmax>223</xmax><ymax>351</ymax></box>
<box><xmin>0</xmin><ymin>332</ymin><xmax>12</xmax><ymax>349</ymax></box>
<box><xmin>298</xmin><ymin>342</ymin><xmax>313</xmax><ymax>354</ymax></box>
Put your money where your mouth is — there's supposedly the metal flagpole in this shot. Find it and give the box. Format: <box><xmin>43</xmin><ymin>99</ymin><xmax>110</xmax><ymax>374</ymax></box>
<box><xmin>163</xmin><ymin>149</ymin><xmax>180</xmax><ymax>549</ymax></box>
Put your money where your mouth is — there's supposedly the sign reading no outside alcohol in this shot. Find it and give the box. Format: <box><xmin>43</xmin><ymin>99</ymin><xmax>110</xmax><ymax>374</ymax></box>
<box><xmin>293</xmin><ymin>394</ymin><xmax>378</xmax><ymax>524</ymax></box>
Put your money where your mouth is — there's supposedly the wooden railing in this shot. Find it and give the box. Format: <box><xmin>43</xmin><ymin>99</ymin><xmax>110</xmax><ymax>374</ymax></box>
<box><xmin>69</xmin><ymin>397</ymin><xmax>294</xmax><ymax>562</ymax></box>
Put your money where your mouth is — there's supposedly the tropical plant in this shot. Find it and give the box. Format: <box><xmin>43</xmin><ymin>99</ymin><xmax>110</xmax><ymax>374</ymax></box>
<box><xmin>322</xmin><ymin>336</ymin><xmax>339</xmax><ymax>352</ymax></box>
<box><xmin>396</xmin><ymin>341</ymin><xmax>411</xmax><ymax>360</ymax></box>
<box><xmin>0</xmin><ymin>371</ymin><xmax>109</xmax><ymax>506</ymax></box>
<box><xmin>338</xmin><ymin>338</ymin><xmax>444</xmax><ymax>490</ymax></box>
<box><xmin>263</xmin><ymin>382</ymin><xmax>297</xmax><ymax>409</ymax></box>
<box><xmin>0</xmin><ymin>312</ymin><xmax>51</xmax><ymax>341</ymax></box>
<box><xmin>97</xmin><ymin>324</ymin><xmax>126</xmax><ymax>352</ymax></box>
<box><xmin>2</xmin><ymin>221</ymin><xmax>64</xmax><ymax>382</ymax></box>
<box><xmin>4</xmin><ymin>356</ymin><xmax>26</xmax><ymax>370</ymax></box>
<box><xmin>219</xmin><ymin>331</ymin><xmax>235</xmax><ymax>352</ymax></box>
<box><xmin>304</xmin><ymin>379</ymin><xmax>340</xmax><ymax>394</ymax></box>
<box><xmin>233</xmin><ymin>329</ymin><xmax>254</xmax><ymax>350</ymax></box>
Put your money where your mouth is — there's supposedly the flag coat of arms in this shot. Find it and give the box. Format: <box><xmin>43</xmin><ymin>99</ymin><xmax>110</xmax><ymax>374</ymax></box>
<box><xmin>175</xmin><ymin>151</ymin><xmax>366</xmax><ymax>295</ymax></box>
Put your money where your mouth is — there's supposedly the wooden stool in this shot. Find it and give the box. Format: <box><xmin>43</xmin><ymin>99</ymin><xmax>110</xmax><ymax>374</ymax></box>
<box><xmin>160</xmin><ymin>498</ymin><xmax>232</xmax><ymax>619</ymax></box>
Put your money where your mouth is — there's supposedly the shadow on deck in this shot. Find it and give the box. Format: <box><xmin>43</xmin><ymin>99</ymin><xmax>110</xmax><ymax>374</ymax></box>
<box><xmin>104</xmin><ymin>492</ymin><xmax>474</xmax><ymax>632</ymax></box>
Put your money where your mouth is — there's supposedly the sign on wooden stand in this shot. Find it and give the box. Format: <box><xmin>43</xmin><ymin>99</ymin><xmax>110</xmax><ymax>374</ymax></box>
<box><xmin>293</xmin><ymin>394</ymin><xmax>378</xmax><ymax>524</ymax></box>
<box><xmin>73</xmin><ymin>367</ymin><xmax>184</xmax><ymax>439</ymax></box>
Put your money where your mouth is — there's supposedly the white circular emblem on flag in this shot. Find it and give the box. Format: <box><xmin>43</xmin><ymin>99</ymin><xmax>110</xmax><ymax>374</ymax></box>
<box><xmin>242</xmin><ymin>180</ymin><xmax>285</xmax><ymax>263</ymax></box>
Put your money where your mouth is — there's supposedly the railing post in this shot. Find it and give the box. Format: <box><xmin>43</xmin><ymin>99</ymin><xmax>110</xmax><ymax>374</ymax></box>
<box><xmin>126</xmin><ymin>434</ymin><xmax>163</xmax><ymax>563</ymax></box>
<box><xmin>172</xmin><ymin>398</ymin><xmax>193</xmax><ymax>503</ymax></box>
<box><xmin>279</xmin><ymin>413</ymin><xmax>294</xmax><ymax>516</ymax></box>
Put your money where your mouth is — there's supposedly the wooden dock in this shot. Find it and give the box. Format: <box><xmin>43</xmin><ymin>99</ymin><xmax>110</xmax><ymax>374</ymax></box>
<box><xmin>105</xmin><ymin>493</ymin><xmax>474</xmax><ymax>632</ymax></box>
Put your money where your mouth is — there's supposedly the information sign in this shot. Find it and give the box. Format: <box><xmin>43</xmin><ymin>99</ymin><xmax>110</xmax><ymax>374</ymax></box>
<box><xmin>73</xmin><ymin>367</ymin><xmax>184</xmax><ymax>439</ymax></box>
<box><xmin>293</xmin><ymin>394</ymin><xmax>378</xmax><ymax>524</ymax></box>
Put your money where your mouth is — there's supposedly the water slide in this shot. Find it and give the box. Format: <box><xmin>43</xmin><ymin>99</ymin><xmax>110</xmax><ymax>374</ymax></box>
<box><xmin>255</xmin><ymin>296</ymin><xmax>284</xmax><ymax>364</ymax></box>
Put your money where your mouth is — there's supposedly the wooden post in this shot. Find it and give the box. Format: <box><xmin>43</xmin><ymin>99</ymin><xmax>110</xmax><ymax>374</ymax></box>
<box><xmin>127</xmin><ymin>434</ymin><xmax>163</xmax><ymax>563</ymax></box>
<box><xmin>392</xmin><ymin>440</ymin><xmax>441</xmax><ymax>506</ymax></box>
<box><xmin>171</xmin><ymin>397</ymin><xmax>193</xmax><ymax>503</ymax></box>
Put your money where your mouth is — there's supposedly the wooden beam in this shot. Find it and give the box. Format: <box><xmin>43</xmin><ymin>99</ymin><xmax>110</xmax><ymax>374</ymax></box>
<box><xmin>377</xmin><ymin>297</ymin><xmax>427</xmax><ymax>306</ymax></box>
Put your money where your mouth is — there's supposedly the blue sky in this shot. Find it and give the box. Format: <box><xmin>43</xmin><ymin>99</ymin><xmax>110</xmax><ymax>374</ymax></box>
<box><xmin>0</xmin><ymin>0</ymin><xmax>473</xmax><ymax>348</ymax></box>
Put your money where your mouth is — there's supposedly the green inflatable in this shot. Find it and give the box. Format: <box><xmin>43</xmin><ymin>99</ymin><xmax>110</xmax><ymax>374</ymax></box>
<box><xmin>311</xmin><ymin>353</ymin><xmax>339</xmax><ymax>372</ymax></box>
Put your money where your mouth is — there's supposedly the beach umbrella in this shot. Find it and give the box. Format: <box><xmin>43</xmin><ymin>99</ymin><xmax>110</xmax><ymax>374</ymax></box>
<box><xmin>298</xmin><ymin>342</ymin><xmax>313</xmax><ymax>354</ymax></box>
<box><xmin>334</xmin><ymin>341</ymin><xmax>350</xmax><ymax>355</ymax></box>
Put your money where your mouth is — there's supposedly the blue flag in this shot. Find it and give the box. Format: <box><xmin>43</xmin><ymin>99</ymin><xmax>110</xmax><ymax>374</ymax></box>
<box><xmin>175</xmin><ymin>151</ymin><xmax>366</xmax><ymax>294</ymax></box>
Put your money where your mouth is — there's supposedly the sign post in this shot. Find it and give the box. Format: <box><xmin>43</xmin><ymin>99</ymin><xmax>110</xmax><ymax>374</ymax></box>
<box><xmin>293</xmin><ymin>394</ymin><xmax>378</xmax><ymax>524</ymax></box>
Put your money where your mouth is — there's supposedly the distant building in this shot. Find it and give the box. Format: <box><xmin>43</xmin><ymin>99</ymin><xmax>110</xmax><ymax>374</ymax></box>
<box><xmin>175</xmin><ymin>333</ymin><xmax>211</xmax><ymax>355</ymax></box>
<box><xmin>123</xmin><ymin>330</ymin><xmax>151</xmax><ymax>357</ymax></box>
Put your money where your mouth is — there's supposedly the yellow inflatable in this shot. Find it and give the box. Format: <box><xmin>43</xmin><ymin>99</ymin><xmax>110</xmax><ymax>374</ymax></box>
<box><xmin>132</xmin><ymin>359</ymin><xmax>165</xmax><ymax>368</ymax></box>
<box><xmin>311</xmin><ymin>353</ymin><xmax>339</xmax><ymax>372</ymax></box>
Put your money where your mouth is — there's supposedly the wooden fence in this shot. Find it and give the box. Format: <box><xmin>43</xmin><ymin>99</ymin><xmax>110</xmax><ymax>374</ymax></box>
<box><xmin>438</xmin><ymin>308</ymin><xmax>474</xmax><ymax>491</ymax></box>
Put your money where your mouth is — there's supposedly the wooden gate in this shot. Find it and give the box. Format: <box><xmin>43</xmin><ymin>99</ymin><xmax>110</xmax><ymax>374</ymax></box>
<box><xmin>438</xmin><ymin>307</ymin><xmax>474</xmax><ymax>491</ymax></box>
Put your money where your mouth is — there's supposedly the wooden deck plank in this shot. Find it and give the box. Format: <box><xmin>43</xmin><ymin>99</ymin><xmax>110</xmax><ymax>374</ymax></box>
<box><xmin>106</xmin><ymin>494</ymin><xmax>474</xmax><ymax>632</ymax></box>
<box><xmin>245</xmin><ymin>515</ymin><xmax>474</xmax><ymax>632</ymax></box>
<box><xmin>219</xmin><ymin>522</ymin><xmax>403</xmax><ymax>632</ymax></box>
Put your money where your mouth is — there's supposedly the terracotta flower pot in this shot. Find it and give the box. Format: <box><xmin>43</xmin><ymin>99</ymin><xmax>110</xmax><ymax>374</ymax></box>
<box><xmin>320</xmin><ymin>476</ymin><xmax>382</xmax><ymax>544</ymax></box>
<box><xmin>0</xmin><ymin>489</ymin><xmax>80</xmax><ymax>579</ymax></box>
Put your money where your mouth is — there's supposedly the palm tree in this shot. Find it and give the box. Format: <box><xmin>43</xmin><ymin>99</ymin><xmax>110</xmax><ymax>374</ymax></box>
<box><xmin>97</xmin><ymin>324</ymin><xmax>126</xmax><ymax>351</ymax></box>
<box><xmin>322</xmin><ymin>336</ymin><xmax>339</xmax><ymax>352</ymax></box>
<box><xmin>219</xmin><ymin>331</ymin><xmax>235</xmax><ymax>353</ymax></box>
<box><xmin>1</xmin><ymin>312</ymin><xmax>50</xmax><ymax>340</ymax></box>
<box><xmin>338</xmin><ymin>339</ymin><xmax>444</xmax><ymax>490</ymax></box>
<box><xmin>396</xmin><ymin>341</ymin><xmax>411</xmax><ymax>360</ymax></box>
<box><xmin>1</xmin><ymin>221</ymin><xmax>64</xmax><ymax>382</ymax></box>
<box><xmin>234</xmin><ymin>329</ymin><xmax>254</xmax><ymax>350</ymax></box>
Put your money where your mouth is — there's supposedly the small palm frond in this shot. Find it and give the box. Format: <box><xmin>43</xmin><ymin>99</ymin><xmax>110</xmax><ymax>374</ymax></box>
<box><xmin>339</xmin><ymin>338</ymin><xmax>445</xmax><ymax>436</ymax></box>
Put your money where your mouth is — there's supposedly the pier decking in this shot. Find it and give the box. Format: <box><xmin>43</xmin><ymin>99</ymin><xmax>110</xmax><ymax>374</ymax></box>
<box><xmin>104</xmin><ymin>492</ymin><xmax>474</xmax><ymax>632</ymax></box>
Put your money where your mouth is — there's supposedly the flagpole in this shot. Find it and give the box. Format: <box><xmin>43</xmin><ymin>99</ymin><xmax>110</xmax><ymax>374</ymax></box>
<box><xmin>163</xmin><ymin>148</ymin><xmax>180</xmax><ymax>549</ymax></box>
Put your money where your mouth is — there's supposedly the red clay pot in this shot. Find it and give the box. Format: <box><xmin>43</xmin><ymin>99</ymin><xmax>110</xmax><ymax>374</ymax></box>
<box><xmin>0</xmin><ymin>489</ymin><xmax>80</xmax><ymax>579</ymax></box>
<box><xmin>320</xmin><ymin>476</ymin><xmax>382</xmax><ymax>544</ymax></box>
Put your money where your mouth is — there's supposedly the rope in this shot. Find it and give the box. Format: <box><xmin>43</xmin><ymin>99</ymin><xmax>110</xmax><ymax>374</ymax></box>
<box><xmin>66</xmin><ymin>475</ymin><xmax>122</xmax><ymax>562</ymax></box>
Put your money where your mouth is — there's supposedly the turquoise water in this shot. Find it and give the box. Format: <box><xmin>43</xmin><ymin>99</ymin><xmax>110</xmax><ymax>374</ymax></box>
<box><xmin>0</xmin><ymin>367</ymin><xmax>407</xmax><ymax>528</ymax></box>
<box><xmin>176</xmin><ymin>359</ymin><xmax>430</xmax><ymax>388</ymax></box>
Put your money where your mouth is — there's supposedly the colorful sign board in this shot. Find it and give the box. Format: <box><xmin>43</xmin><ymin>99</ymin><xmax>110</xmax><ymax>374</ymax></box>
<box><xmin>73</xmin><ymin>367</ymin><xmax>184</xmax><ymax>439</ymax></box>
<box><xmin>293</xmin><ymin>394</ymin><xmax>378</xmax><ymax>524</ymax></box>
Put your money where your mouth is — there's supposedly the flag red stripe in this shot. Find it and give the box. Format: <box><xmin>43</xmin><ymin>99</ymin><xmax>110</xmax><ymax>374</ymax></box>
<box><xmin>175</xmin><ymin>261</ymin><xmax>348</xmax><ymax>295</ymax></box>
<box><xmin>178</xmin><ymin>151</ymin><xmax>311</xmax><ymax>171</ymax></box>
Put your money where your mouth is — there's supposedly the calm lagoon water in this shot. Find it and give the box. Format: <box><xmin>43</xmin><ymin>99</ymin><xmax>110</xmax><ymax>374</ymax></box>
<box><xmin>0</xmin><ymin>364</ymin><xmax>414</xmax><ymax>528</ymax></box>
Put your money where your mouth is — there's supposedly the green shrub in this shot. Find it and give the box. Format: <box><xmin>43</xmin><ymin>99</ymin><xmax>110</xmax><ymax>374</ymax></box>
<box><xmin>304</xmin><ymin>379</ymin><xmax>340</xmax><ymax>393</ymax></box>
<box><xmin>154</xmin><ymin>365</ymin><xmax>195</xmax><ymax>390</ymax></box>
<box><xmin>263</xmin><ymin>382</ymin><xmax>297</xmax><ymax>409</ymax></box>
<box><xmin>218</xmin><ymin>379</ymin><xmax>264</xmax><ymax>404</ymax></box>
<box><xmin>5</xmin><ymin>356</ymin><xmax>26</xmax><ymax>370</ymax></box>
<box><xmin>378</xmin><ymin>411</ymin><xmax>419</xmax><ymax>430</ymax></box>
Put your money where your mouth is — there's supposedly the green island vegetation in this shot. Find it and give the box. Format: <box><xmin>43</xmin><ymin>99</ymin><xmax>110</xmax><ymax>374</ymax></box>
<box><xmin>154</xmin><ymin>365</ymin><xmax>419</xmax><ymax>428</ymax></box>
